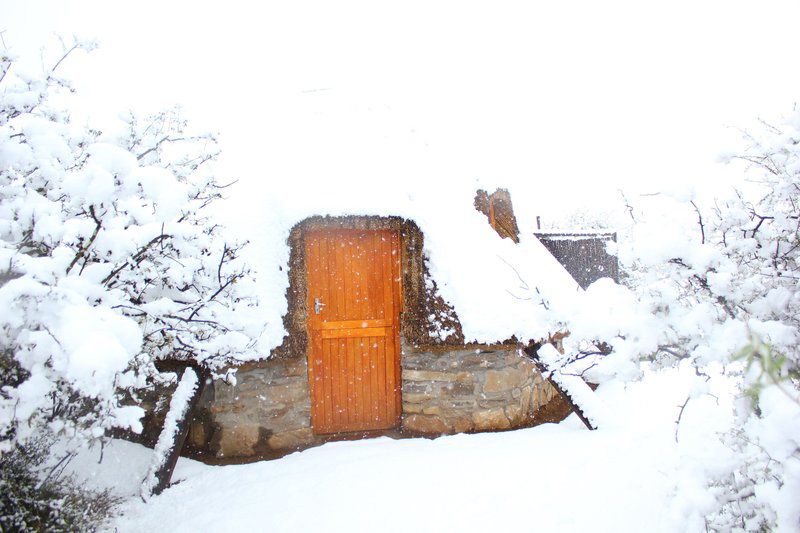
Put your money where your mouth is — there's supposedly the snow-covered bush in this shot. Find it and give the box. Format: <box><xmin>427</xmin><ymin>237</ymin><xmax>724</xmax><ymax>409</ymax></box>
<box><xmin>0</xmin><ymin>40</ymin><xmax>257</xmax><ymax>456</ymax></box>
<box><xmin>556</xmin><ymin>109</ymin><xmax>800</xmax><ymax>530</ymax></box>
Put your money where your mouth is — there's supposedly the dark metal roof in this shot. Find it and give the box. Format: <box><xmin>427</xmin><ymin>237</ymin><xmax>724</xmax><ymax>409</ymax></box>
<box><xmin>534</xmin><ymin>231</ymin><xmax>619</xmax><ymax>290</ymax></box>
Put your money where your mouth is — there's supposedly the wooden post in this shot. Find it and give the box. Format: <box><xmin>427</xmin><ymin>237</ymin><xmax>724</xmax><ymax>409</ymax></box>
<box><xmin>141</xmin><ymin>363</ymin><xmax>208</xmax><ymax>498</ymax></box>
<box><xmin>523</xmin><ymin>344</ymin><xmax>596</xmax><ymax>431</ymax></box>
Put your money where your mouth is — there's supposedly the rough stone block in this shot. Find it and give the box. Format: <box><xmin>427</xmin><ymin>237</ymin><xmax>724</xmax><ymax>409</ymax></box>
<box><xmin>210</xmin><ymin>401</ymin><xmax>248</xmax><ymax>414</ymax></box>
<box><xmin>521</xmin><ymin>385</ymin><xmax>532</xmax><ymax>415</ymax></box>
<box><xmin>505</xmin><ymin>404</ymin><xmax>524</xmax><ymax>425</ymax></box>
<box><xmin>216</xmin><ymin>424</ymin><xmax>260</xmax><ymax>458</ymax></box>
<box><xmin>483</xmin><ymin>368</ymin><xmax>525</xmax><ymax>393</ymax></box>
<box><xmin>402</xmin><ymin>381</ymin><xmax>431</xmax><ymax>394</ymax></box>
<box><xmin>402</xmin><ymin>414</ymin><xmax>449</xmax><ymax>434</ymax></box>
<box><xmin>440</xmin><ymin>381</ymin><xmax>475</xmax><ymax>396</ymax></box>
<box><xmin>477</xmin><ymin>397</ymin><xmax>509</xmax><ymax>410</ymax></box>
<box><xmin>472</xmin><ymin>408</ymin><xmax>511</xmax><ymax>431</ymax></box>
<box><xmin>264</xmin><ymin>409</ymin><xmax>309</xmax><ymax>432</ymax></box>
<box><xmin>267</xmin><ymin>428</ymin><xmax>314</xmax><ymax>450</ymax></box>
<box><xmin>264</xmin><ymin>382</ymin><xmax>308</xmax><ymax>404</ymax></box>
<box><xmin>441</xmin><ymin>398</ymin><xmax>477</xmax><ymax>410</ymax></box>
<box><xmin>402</xmin><ymin>369</ymin><xmax>469</xmax><ymax>382</ymax></box>
<box><xmin>457</xmin><ymin>354</ymin><xmax>492</xmax><ymax>368</ymax></box>
<box><xmin>402</xmin><ymin>392</ymin><xmax>431</xmax><ymax>403</ymax></box>
<box><xmin>531</xmin><ymin>382</ymin><xmax>559</xmax><ymax>410</ymax></box>
<box><xmin>212</xmin><ymin>382</ymin><xmax>239</xmax><ymax>403</ymax></box>
<box><xmin>236</xmin><ymin>369</ymin><xmax>268</xmax><ymax>388</ymax></box>
<box><xmin>450</xmin><ymin>415</ymin><xmax>474</xmax><ymax>433</ymax></box>
<box><xmin>402</xmin><ymin>402</ymin><xmax>425</xmax><ymax>414</ymax></box>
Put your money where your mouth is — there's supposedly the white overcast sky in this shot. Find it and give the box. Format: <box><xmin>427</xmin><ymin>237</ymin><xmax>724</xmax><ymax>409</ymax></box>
<box><xmin>3</xmin><ymin>0</ymin><xmax>800</xmax><ymax>224</ymax></box>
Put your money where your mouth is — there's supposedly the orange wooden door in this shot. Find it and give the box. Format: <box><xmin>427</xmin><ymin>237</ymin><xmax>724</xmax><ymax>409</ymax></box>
<box><xmin>305</xmin><ymin>229</ymin><xmax>402</xmax><ymax>434</ymax></box>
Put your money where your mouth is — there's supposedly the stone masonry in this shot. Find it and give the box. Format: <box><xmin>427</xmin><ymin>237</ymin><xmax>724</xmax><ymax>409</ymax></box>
<box><xmin>196</xmin><ymin>344</ymin><xmax>560</xmax><ymax>459</ymax></box>
<box><xmin>401</xmin><ymin>345</ymin><xmax>558</xmax><ymax>434</ymax></box>
<box><xmin>205</xmin><ymin>357</ymin><xmax>314</xmax><ymax>459</ymax></box>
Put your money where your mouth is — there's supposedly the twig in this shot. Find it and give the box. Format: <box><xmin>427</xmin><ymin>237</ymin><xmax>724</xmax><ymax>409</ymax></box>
<box><xmin>690</xmin><ymin>200</ymin><xmax>705</xmax><ymax>244</ymax></box>
<box><xmin>65</xmin><ymin>206</ymin><xmax>101</xmax><ymax>275</ymax></box>
<box><xmin>102</xmin><ymin>233</ymin><xmax>171</xmax><ymax>285</ymax></box>
<box><xmin>619</xmin><ymin>190</ymin><xmax>636</xmax><ymax>222</ymax></box>
<box><xmin>675</xmin><ymin>396</ymin><xmax>690</xmax><ymax>442</ymax></box>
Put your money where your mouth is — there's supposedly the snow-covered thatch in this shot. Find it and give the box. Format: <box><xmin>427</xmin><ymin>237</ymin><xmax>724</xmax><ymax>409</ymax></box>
<box><xmin>227</xmin><ymin>181</ymin><xmax>583</xmax><ymax>358</ymax></box>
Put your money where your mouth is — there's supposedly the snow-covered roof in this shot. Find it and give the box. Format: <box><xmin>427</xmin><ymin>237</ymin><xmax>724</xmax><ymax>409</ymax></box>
<box><xmin>535</xmin><ymin>230</ymin><xmax>617</xmax><ymax>239</ymax></box>
<box><xmin>223</xmin><ymin>180</ymin><xmax>583</xmax><ymax>358</ymax></box>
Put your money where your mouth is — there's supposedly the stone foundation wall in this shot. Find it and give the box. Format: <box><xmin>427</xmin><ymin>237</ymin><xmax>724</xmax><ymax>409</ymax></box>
<box><xmin>199</xmin><ymin>358</ymin><xmax>315</xmax><ymax>459</ymax></box>
<box><xmin>193</xmin><ymin>345</ymin><xmax>560</xmax><ymax>459</ymax></box>
<box><xmin>401</xmin><ymin>346</ymin><xmax>558</xmax><ymax>434</ymax></box>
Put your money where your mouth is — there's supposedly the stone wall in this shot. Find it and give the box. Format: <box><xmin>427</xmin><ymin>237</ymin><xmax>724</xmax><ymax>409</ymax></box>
<box><xmin>199</xmin><ymin>358</ymin><xmax>315</xmax><ymax>459</ymax></box>
<box><xmin>401</xmin><ymin>345</ymin><xmax>558</xmax><ymax>434</ymax></box>
<box><xmin>193</xmin><ymin>344</ymin><xmax>561</xmax><ymax>460</ymax></box>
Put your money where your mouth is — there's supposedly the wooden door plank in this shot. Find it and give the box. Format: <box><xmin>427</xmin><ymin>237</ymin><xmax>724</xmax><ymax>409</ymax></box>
<box><xmin>390</xmin><ymin>231</ymin><xmax>402</xmax><ymax>319</ymax></box>
<box><xmin>367</xmin><ymin>231</ymin><xmax>382</xmax><ymax>320</ymax></box>
<box><xmin>319</xmin><ymin>319</ymin><xmax>391</xmax><ymax>330</ymax></box>
<box><xmin>366</xmin><ymin>338</ymin><xmax>374</xmax><ymax>426</ymax></box>
<box><xmin>346</xmin><ymin>336</ymin><xmax>355</xmax><ymax>425</ymax></box>
<box><xmin>335</xmin><ymin>236</ymin><xmax>347</xmax><ymax>321</ymax></box>
<box><xmin>329</xmin><ymin>337</ymin><xmax>340</xmax><ymax>428</ymax></box>
<box><xmin>389</xmin><ymin>327</ymin><xmax>401</xmax><ymax>424</ymax></box>
<box><xmin>374</xmin><ymin>335</ymin><xmax>387</xmax><ymax>427</ymax></box>
<box><xmin>344</xmin><ymin>232</ymin><xmax>355</xmax><ymax>320</ymax></box>
<box><xmin>320</xmin><ymin>336</ymin><xmax>330</xmax><ymax>431</ymax></box>
<box><xmin>322</xmin><ymin>234</ymin><xmax>337</xmax><ymax>319</ymax></box>
<box><xmin>353</xmin><ymin>233</ymin><xmax>365</xmax><ymax>320</ymax></box>
<box><xmin>357</xmin><ymin>337</ymin><xmax>366</xmax><ymax>427</ymax></box>
<box><xmin>310</xmin><ymin>232</ymin><xmax>321</xmax><ymax>319</ymax></box>
<box><xmin>320</xmin><ymin>327</ymin><xmax>388</xmax><ymax>339</ymax></box>
<box><xmin>351</xmin><ymin>337</ymin><xmax>360</xmax><ymax>427</ymax></box>
<box><xmin>318</xmin><ymin>234</ymin><xmax>331</xmax><ymax>322</ymax></box>
<box><xmin>382</xmin><ymin>331</ymin><xmax>391</xmax><ymax>426</ymax></box>
<box><xmin>380</xmin><ymin>232</ymin><xmax>394</xmax><ymax>324</ymax></box>
<box><xmin>373</xmin><ymin>337</ymin><xmax>383</xmax><ymax>426</ymax></box>
<box><xmin>384</xmin><ymin>232</ymin><xmax>399</xmax><ymax>422</ymax></box>
<box><xmin>362</xmin><ymin>337</ymin><xmax>372</xmax><ymax>427</ymax></box>
<box><xmin>310</xmin><ymin>333</ymin><xmax>321</xmax><ymax>430</ymax></box>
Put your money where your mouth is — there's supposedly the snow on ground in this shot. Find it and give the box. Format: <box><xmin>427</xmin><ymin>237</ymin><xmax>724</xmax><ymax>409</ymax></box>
<box><xmin>63</xmin><ymin>365</ymin><xmax>735</xmax><ymax>533</ymax></box>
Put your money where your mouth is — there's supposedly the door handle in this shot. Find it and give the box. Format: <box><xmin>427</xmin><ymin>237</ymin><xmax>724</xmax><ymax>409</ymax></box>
<box><xmin>314</xmin><ymin>297</ymin><xmax>326</xmax><ymax>315</ymax></box>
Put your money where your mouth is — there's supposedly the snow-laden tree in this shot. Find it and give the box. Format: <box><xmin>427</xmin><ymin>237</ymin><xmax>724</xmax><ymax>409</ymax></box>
<box><xmin>0</xmin><ymin>40</ymin><xmax>257</xmax><ymax>455</ymax></box>
<box><xmin>550</xmin><ymin>110</ymin><xmax>800</xmax><ymax>530</ymax></box>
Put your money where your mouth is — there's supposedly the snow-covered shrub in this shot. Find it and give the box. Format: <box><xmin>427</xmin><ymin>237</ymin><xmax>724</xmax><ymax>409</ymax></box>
<box><xmin>0</xmin><ymin>436</ymin><xmax>120</xmax><ymax>532</ymax></box>
<box><xmin>557</xmin><ymin>109</ymin><xmax>800</xmax><ymax>530</ymax></box>
<box><xmin>0</xmin><ymin>40</ymin><xmax>257</xmax><ymax>456</ymax></box>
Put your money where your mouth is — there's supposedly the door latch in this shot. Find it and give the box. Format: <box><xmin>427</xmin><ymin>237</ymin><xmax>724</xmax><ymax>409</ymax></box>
<box><xmin>314</xmin><ymin>297</ymin><xmax>326</xmax><ymax>315</ymax></box>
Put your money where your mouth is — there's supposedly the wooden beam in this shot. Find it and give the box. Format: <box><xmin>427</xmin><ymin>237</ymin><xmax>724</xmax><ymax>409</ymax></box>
<box><xmin>142</xmin><ymin>363</ymin><xmax>208</xmax><ymax>497</ymax></box>
<box><xmin>523</xmin><ymin>344</ymin><xmax>596</xmax><ymax>431</ymax></box>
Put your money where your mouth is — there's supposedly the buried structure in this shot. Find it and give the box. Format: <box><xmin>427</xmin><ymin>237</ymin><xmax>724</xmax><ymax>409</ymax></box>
<box><xmin>140</xmin><ymin>188</ymin><xmax>617</xmax><ymax>462</ymax></box>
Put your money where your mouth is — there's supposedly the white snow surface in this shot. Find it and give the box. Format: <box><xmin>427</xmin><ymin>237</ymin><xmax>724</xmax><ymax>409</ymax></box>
<box><xmin>61</xmin><ymin>366</ymin><xmax>737</xmax><ymax>533</ymax></box>
<box><xmin>229</xmin><ymin>179</ymin><xmax>582</xmax><ymax>355</ymax></box>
